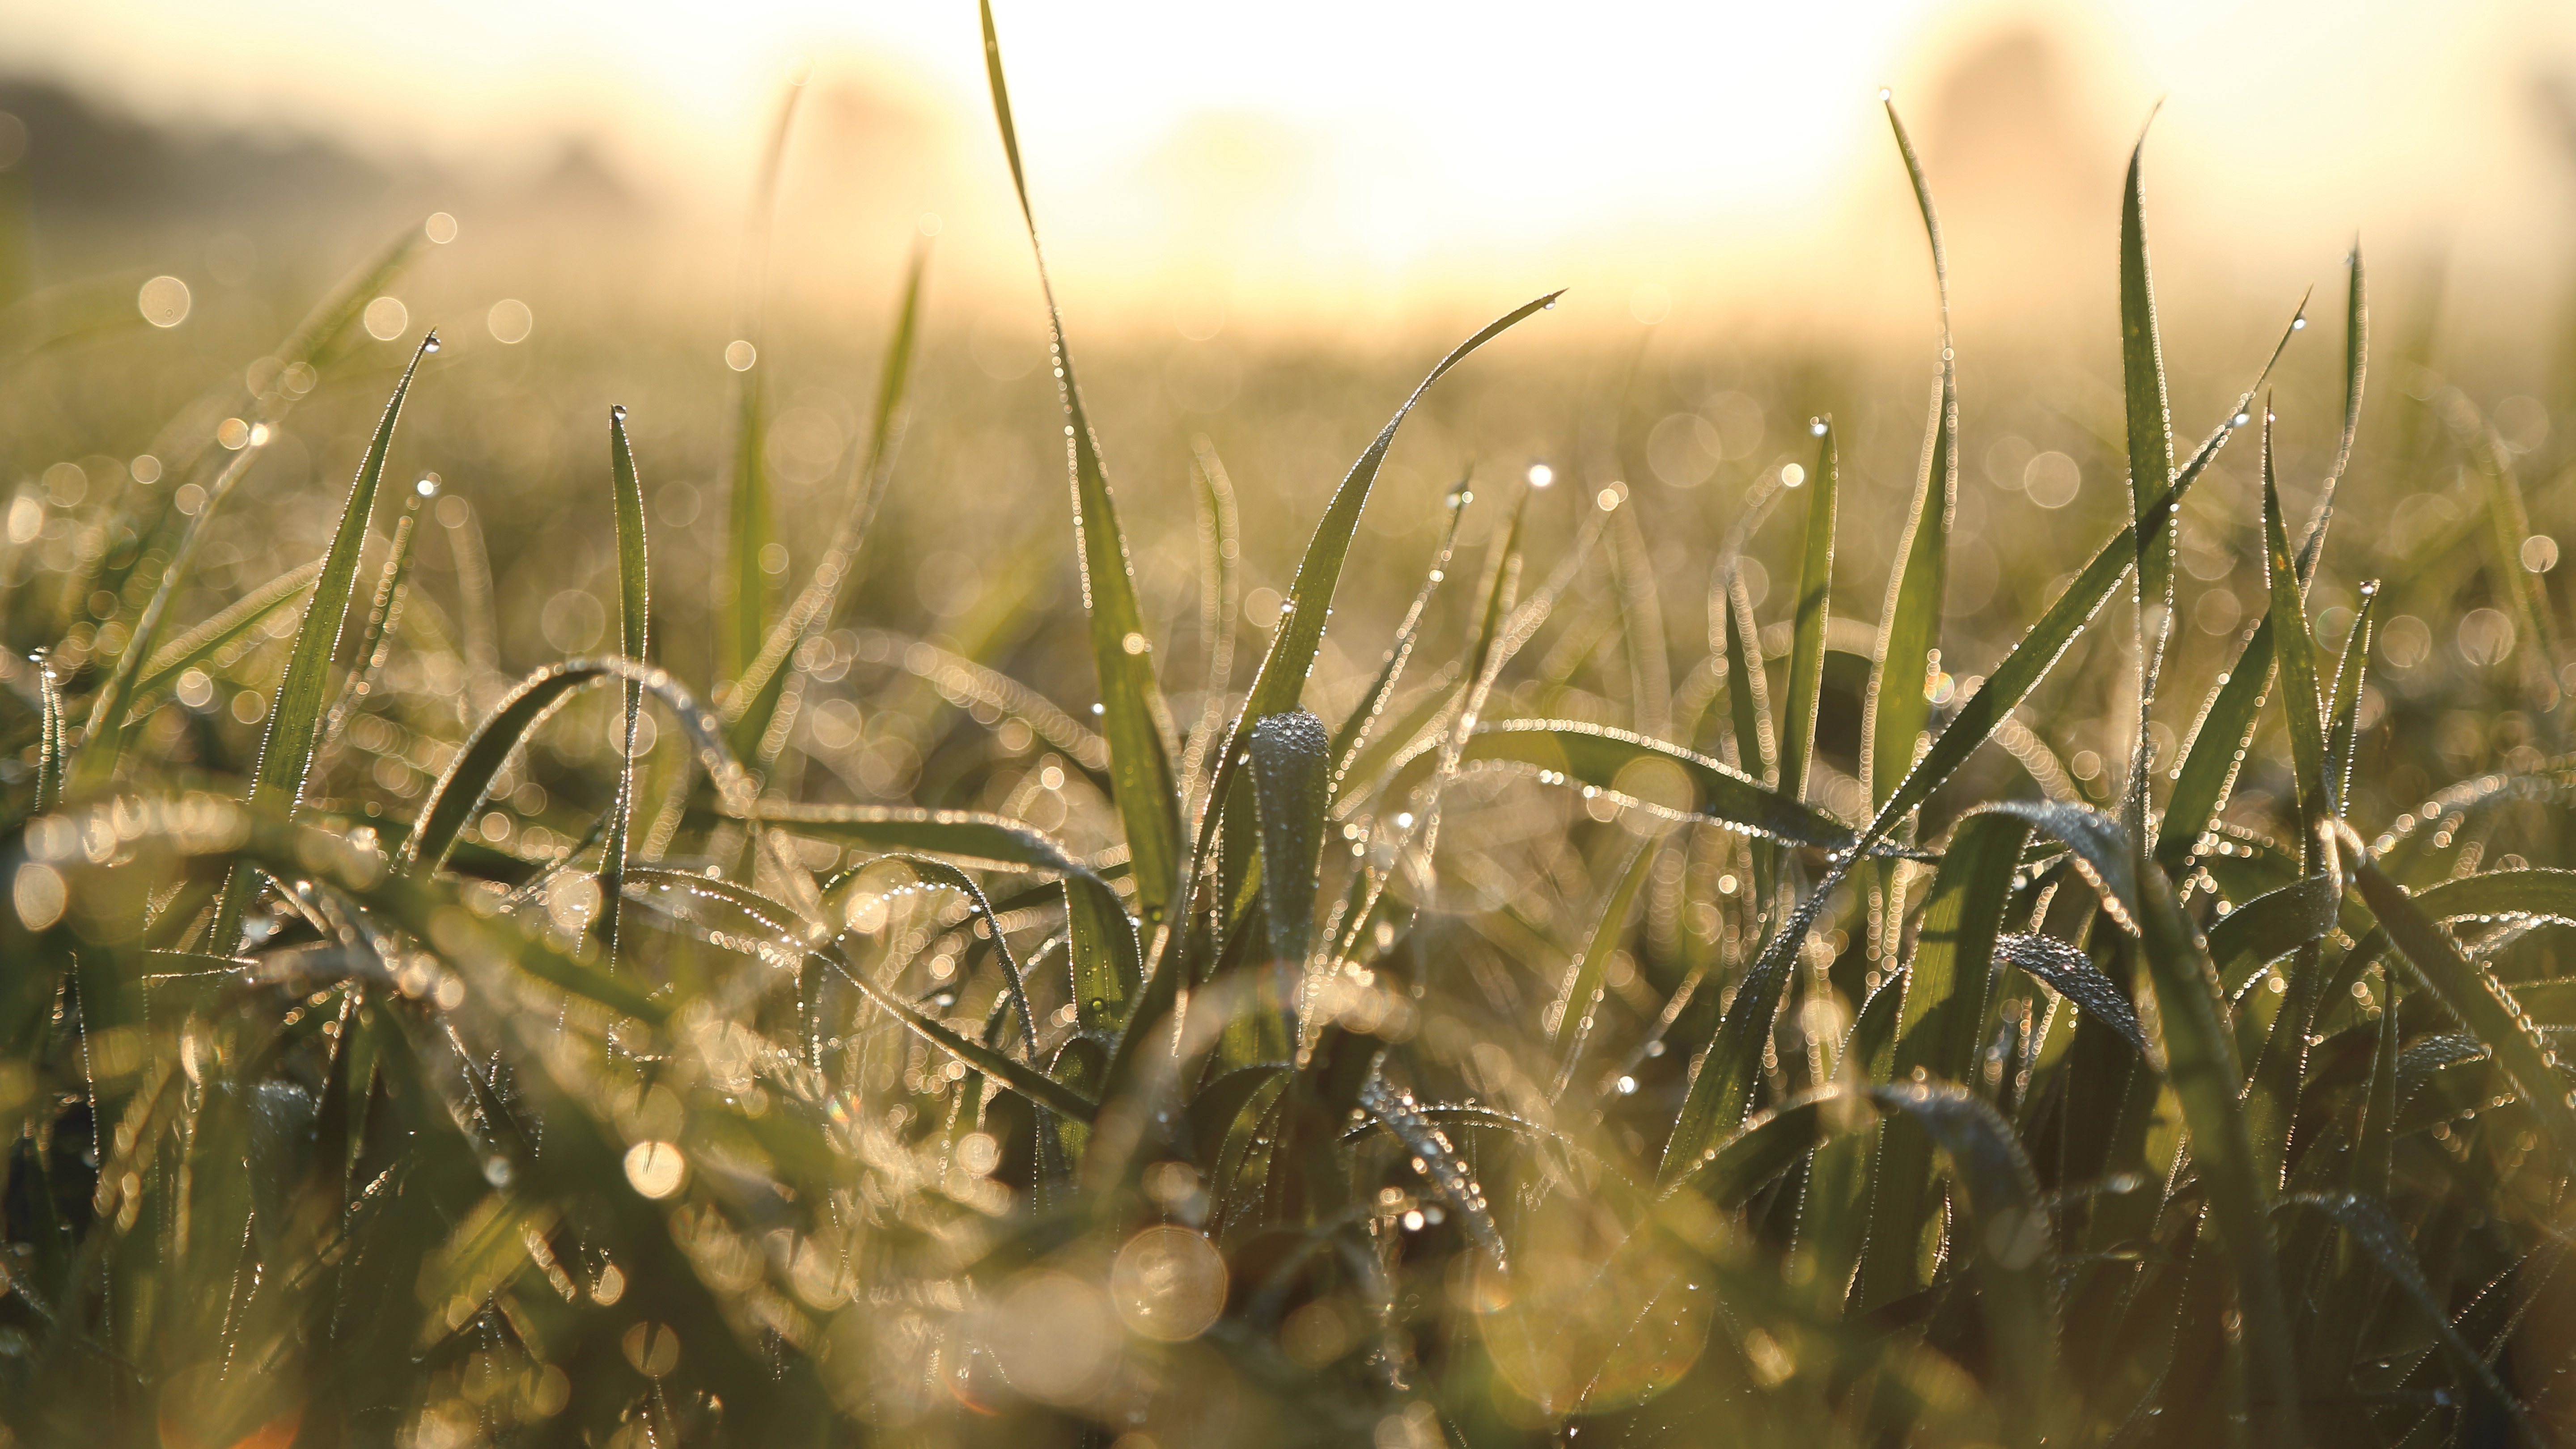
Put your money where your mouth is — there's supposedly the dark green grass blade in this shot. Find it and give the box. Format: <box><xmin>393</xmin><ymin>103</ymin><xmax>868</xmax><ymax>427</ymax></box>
<box><xmin>1866</xmin><ymin>102</ymin><xmax>1953</xmax><ymax>813</ymax></box>
<box><xmin>716</xmin><ymin>80</ymin><xmax>803</xmax><ymax>687</ymax></box>
<box><xmin>2323</xmin><ymin>581</ymin><xmax>2380</xmax><ymax>816</ymax></box>
<box><xmin>2259</xmin><ymin>409</ymin><xmax>2331</xmax><ymax>871</ymax></box>
<box><xmin>2118</xmin><ymin>120</ymin><xmax>2177</xmax><ymax>843</ymax></box>
<box><xmin>983</xmin><ymin>0</ymin><xmax>1183</xmax><ymax>929</ymax></box>
<box><xmin>208</xmin><ymin>333</ymin><xmax>435</xmax><ymax>951</ymax></box>
<box><xmin>2204</xmin><ymin>873</ymin><xmax>2340</xmax><ymax>995</ymax></box>
<box><xmin>2352</xmin><ymin>968</ymin><xmax>2399</xmax><ymax>1196</ymax></box>
<box><xmin>604</xmin><ymin>407</ymin><xmax>650</xmax><ymax>973</ymax></box>
<box><xmin>1779</xmin><ymin>419</ymin><xmax>1835</xmax><ymax>805</ymax></box>
<box><xmin>726</xmin><ymin>245</ymin><xmax>927</xmax><ymax>767</ymax></box>
<box><xmin>1387</xmin><ymin>719</ymin><xmax>1851</xmax><ymax>846</ymax></box>
<box><xmin>2282</xmin><ymin>1191</ymin><xmax>2535</xmax><ymax>1439</ymax></box>
<box><xmin>2351</xmin><ymin>856</ymin><xmax>2576</xmax><ymax>1161</ymax></box>
<box><xmin>1549</xmin><ymin>833</ymin><xmax>1661</xmax><ymax>1098</ymax></box>
<box><xmin>1065</xmin><ymin>873</ymin><xmax>1142</xmax><ymax>1038</ymax></box>
<box><xmin>1860</xmin><ymin>810</ymin><xmax>2030</xmax><ymax>1311</ymax></box>
<box><xmin>72</xmin><ymin>224</ymin><xmax>428</xmax><ymax>792</ymax></box>
<box><xmin>2295</xmin><ymin>243</ymin><xmax>2368</xmax><ymax>581</ymax></box>
<box><xmin>2134</xmin><ymin>852</ymin><xmax>2300</xmax><ymax>1442</ymax></box>
<box><xmin>123</xmin><ymin>561</ymin><xmax>322</xmax><ymax>714</ymax></box>
<box><xmin>1328</xmin><ymin>485</ymin><xmax>1469</xmax><ymax>794</ymax></box>
<box><xmin>400</xmin><ymin>659</ymin><xmax>752</xmax><ymax>877</ymax></box>
<box><xmin>1249</xmin><ymin>709</ymin><xmax>1330</xmax><ymax>971</ymax></box>
<box><xmin>1722</xmin><ymin>569</ymin><xmax>1775</xmax><ymax>785</ymax></box>
<box><xmin>1995</xmin><ymin>933</ymin><xmax>2143</xmax><ymax>1051</ymax></box>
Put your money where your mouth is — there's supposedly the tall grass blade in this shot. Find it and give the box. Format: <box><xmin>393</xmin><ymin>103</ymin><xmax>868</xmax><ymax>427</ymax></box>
<box><xmin>2116</xmin><ymin>120</ymin><xmax>2178</xmax><ymax>843</ymax></box>
<box><xmin>983</xmin><ymin>0</ymin><xmax>1184</xmax><ymax>929</ymax></box>
<box><xmin>604</xmin><ymin>407</ymin><xmax>650</xmax><ymax>974</ymax></box>
<box><xmin>1385</xmin><ymin>719</ymin><xmax>1850</xmax><ymax>847</ymax></box>
<box><xmin>1549</xmin><ymin>833</ymin><xmax>1660</xmax><ymax>1098</ymax></box>
<box><xmin>1995</xmin><ymin>934</ymin><xmax>2143</xmax><ymax>1052</ymax></box>
<box><xmin>1722</xmin><ymin>569</ymin><xmax>1775</xmax><ymax>786</ymax></box>
<box><xmin>124</xmin><ymin>561</ymin><xmax>321</xmax><ymax>714</ymax></box>
<box><xmin>716</xmin><ymin>79</ymin><xmax>805</xmax><ymax>688</ymax></box>
<box><xmin>1249</xmin><ymin>709</ymin><xmax>1331</xmax><ymax>976</ymax></box>
<box><xmin>2259</xmin><ymin>408</ymin><xmax>2333</xmax><ymax>876</ymax></box>
<box><xmin>1064</xmin><ymin>872</ymin><xmax>1142</xmax><ymax>1038</ymax></box>
<box><xmin>317</xmin><ymin>479</ymin><xmax>431</xmax><ymax>755</ymax></box>
<box><xmin>1866</xmin><ymin>103</ymin><xmax>1953</xmax><ymax>814</ymax></box>
<box><xmin>2323</xmin><ymin>580</ymin><xmax>2380</xmax><ymax>814</ymax></box>
<box><xmin>1328</xmin><ymin>485</ymin><xmax>1468</xmax><ymax>793</ymax></box>
<box><xmin>32</xmin><ymin>652</ymin><xmax>61</xmax><ymax>813</ymax></box>
<box><xmin>1180</xmin><ymin>436</ymin><xmax>1244</xmax><ymax>809</ymax></box>
<box><xmin>2294</xmin><ymin>243</ymin><xmax>2368</xmax><ymax>580</ymax></box>
<box><xmin>1779</xmin><ymin>418</ymin><xmax>1835</xmax><ymax>805</ymax></box>
<box><xmin>207</xmin><ymin>333</ymin><xmax>435</xmax><ymax>953</ymax></box>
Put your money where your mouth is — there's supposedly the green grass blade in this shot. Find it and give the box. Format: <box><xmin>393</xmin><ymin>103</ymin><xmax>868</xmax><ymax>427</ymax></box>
<box><xmin>1866</xmin><ymin>102</ymin><xmax>1953</xmax><ymax>813</ymax></box>
<box><xmin>2133</xmin><ymin>855</ymin><xmax>2301</xmax><ymax>1443</ymax></box>
<box><xmin>2204</xmin><ymin>873</ymin><xmax>2340</xmax><ymax>995</ymax></box>
<box><xmin>1779</xmin><ymin>418</ymin><xmax>1836</xmax><ymax>805</ymax></box>
<box><xmin>2259</xmin><ymin>408</ymin><xmax>2332</xmax><ymax>873</ymax></box>
<box><xmin>725</xmin><ymin>245</ymin><xmax>926</xmax><ymax>767</ymax></box>
<box><xmin>1179</xmin><ymin>436</ymin><xmax>1245</xmax><ymax>810</ymax></box>
<box><xmin>72</xmin><ymin>223</ymin><xmax>429</xmax><ymax>792</ymax></box>
<box><xmin>33</xmin><ymin>652</ymin><xmax>62</xmax><ymax>813</ymax></box>
<box><xmin>1722</xmin><ymin>568</ymin><xmax>1775</xmax><ymax>786</ymax></box>
<box><xmin>1995</xmin><ymin>933</ymin><xmax>2143</xmax><ymax>1052</ymax></box>
<box><xmin>208</xmin><ymin>333</ymin><xmax>435</xmax><ymax>952</ymax></box>
<box><xmin>2323</xmin><ymin>580</ymin><xmax>2381</xmax><ymax>814</ymax></box>
<box><xmin>715</xmin><ymin>80</ymin><xmax>804</xmax><ymax>688</ymax></box>
<box><xmin>2456</xmin><ymin>398</ymin><xmax>2564</xmax><ymax>679</ymax></box>
<box><xmin>2351</xmin><ymin>856</ymin><xmax>2576</xmax><ymax>1162</ymax></box>
<box><xmin>1249</xmin><ymin>709</ymin><xmax>1331</xmax><ymax>975</ymax></box>
<box><xmin>124</xmin><ymin>560</ymin><xmax>322</xmax><ymax>714</ymax></box>
<box><xmin>774</xmin><ymin>802</ymin><xmax>1087</xmax><ymax>876</ymax></box>
<box><xmin>983</xmin><ymin>0</ymin><xmax>1184</xmax><ymax>931</ymax></box>
<box><xmin>1386</xmin><ymin>719</ymin><xmax>1852</xmax><ymax>847</ymax></box>
<box><xmin>401</xmin><ymin>659</ymin><xmax>752</xmax><ymax>877</ymax></box>
<box><xmin>2351</xmin><ymin>967</ymin><xmax>2399</xmax><ymax>1197</ymax></box>
<box><xmin>1860</xmin><ymin>810</ymin><xmax>2031</xmax><ymax>1311</ymax></box>
<box><xmin>2294</xmin><ymin>244</ymin><xmax>2368</xmax><ymax>580</ymax></box>
<box><xmin>2157</xmin><ymin>628</ymin><xmax>2276</xmax><ymax>878</ymax></box>
<box><xmin>1328</xmin><ymin>485</ymin><xmax>1469</xmax><ymax>795</ymax></box>
<box><xmin>604</xmin><ymin>407</ymin><xmax>651</xmax><ymax>973</ymax></box>
<box><xmin>1064</xmin><ymin>873</ymin><xmax>1142</xmax><ymax>1039</ymax></box>
<box><xmin>316</xmin><ymin>480</ymin><xmax>432</xmax><ymax>754</ymax></box>
<box><xmin>1549</xmin><ymin>833</ymin><xmax>1661</xmax><ymax>1098</ymax></box>
<box><xmin>2117</xmin><ymin>120</ymin><xmax>2178</xmax><ymax>843</ymax></box>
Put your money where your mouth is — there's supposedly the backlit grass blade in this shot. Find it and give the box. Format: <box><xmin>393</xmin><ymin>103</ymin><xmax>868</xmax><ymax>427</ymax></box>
<box><xmin>400</xmin><ymin>659</ymin><xmax>752</xmax><ymax>877</ymax></box>
<box><xmin>2453</xmin><ymin>395</ymin><xmax>2564</xmax><ymax>680</ymax></box>
<box><xmin>2294</xmin><ymin>244</ymin><xmax>2368</xmax><ymax>580</ymax></box>
<box><xmin>1779</xmin><ymin>418</ymin><xmax>1835</xmax><ymax>805</ymax></box>
<box><xmin>2259</xmin><ymin>407</ymin><xmax>2332</xmax><ymax>874</ymax></box>
<box><xmin>1384</xmin><ymin>719</ymin><xmax>1852</xmax><ymax>847</ymax></box>
<box><xmin>715</xmin><ymin>78</ymin><xmax>804</xmax><ymax>688</ymax></box>
<box><xmin>1180</xmin><ymin>436</ymin><xmax>1244</xmax><ymax>810</ymax></box>
<box><xmin>1861</xmin><ymin>810</ymin><xmax>2031</xmax><ymax>1311</ymax></box>
<box><xmin>1328</xmin><ymin>484</ymin><xmax>1469</xmax><ymax>794</ymax></box>
<box><xmin>124</xmin><ymin>560</ymin><xmax>322</xmax><ymax>714</ymax></box>
<box><xmin>2350</xmin><ymin>855</ymin><xmax>2576</xmax><ymax>1161</ymax></box>
<box><xmin>725</xmin><ymin>244</ymin><xmax>926</xmax><ymax>767</ymax></box>
<box><xmin>32</xmin><ymin>652</ymin><xmax>62</xmax><ymax>813</ymax></box>
<box><xmin>1995</xmin><ymin>934</ymin><xmax>2143</xmax><ymax>1052</ymax></box>
<box><xmin>2116</xmin><ymin>119</ymin><xmax>2178</xmax><ymax>843</ymax></box>
<box><xmin>2203</xmin><ymin>874</ymin><xmax>2339</xmax><ymax>994</ymax></box>
<box><xmin>1866</xmin><ymin>102</ymin><xmax>1953</xmax><ymax>814</ymax></box>
<box><xmin>208</xmin><ymin>333</ymin><xmax>436</xmax><ymax>953</ymax></box>
<box><xmin>2133</xmin><ymin>848</ymin><xmax>2301</xmax><ymax>1444</ymax></box>
<box><xmin>1064</xmin><ymin>872</ymin><xmax>1142</xmax><ymax>1038</ymax></box>
<box><xmin>1548</xmin><ymin>833</ymin><xmax>1660</xmax><ymax>1098</ymax></box>
<box><xmin>604</xmin><ymin>407</ymin><xmax>650</xmax><ymax>973</ymax></box>
<box><xmin>983</xmin><ymin>0</ymin><xmax>1184</xmax><ymax>930</ymax></box>
<box><xmin>72</xmin><ymin>223</ymin><xmax>429</xmax><ymax>792</ymax></box>
<box><xmin>2351</xmin><ymin>967</ymin><xmax>2399</xmax><ymax>1197</ymax></box>
<box><xmin>2323</xmin><ymin>580</ymin><xmax>2380</xmax><ymax>814</ymax></box>
<box><xmin>770</xmin><ymin>802</ymin><xmax>1087</xmax><ymax>877</ymax></box>
<box><xmin>316</xmin><ymin>478</ymin><xmax>431</xmax><ymax>755</ymax></box>
<box><xmin>1721</xmin><ymin>569</ymin><xmax>1774</xmax><ymax>785</ymax></box>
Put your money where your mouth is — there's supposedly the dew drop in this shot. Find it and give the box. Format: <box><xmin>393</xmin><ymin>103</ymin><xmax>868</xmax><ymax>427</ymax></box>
<box><xmin>421</xmin><ymin>330</ymin><xmax>442</xmax><ymax>354</ymax></box>
<box><xmin>2292</xmin><ymin>317</ymin><xmax>2308</xmax><ymax>330</ymax></box>
<box><xmin>1809</xmin><ymin>418</ymin><xmax>1828</xmax><ymax>436</ymax></box>
<box><xmin>611</xmin><ymin>404</ymin><xmax>629</xmax><ymax>422</ymax></box>
<box><xmin>2232</xmin><ymin>412</ymin><xmax>2251</xmax><ymax>428</ymax></box>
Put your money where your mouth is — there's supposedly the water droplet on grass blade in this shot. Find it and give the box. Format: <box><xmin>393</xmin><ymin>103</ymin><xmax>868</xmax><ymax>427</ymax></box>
<box><xmin>421</xmin><ymin>330</ymin><xmax>441</xmax><ymax>354</ymax></box>
<box><xmin>2292</xmin><ymin>317</ymin><xmax>2307</xmax><ymax>330</ymax></box>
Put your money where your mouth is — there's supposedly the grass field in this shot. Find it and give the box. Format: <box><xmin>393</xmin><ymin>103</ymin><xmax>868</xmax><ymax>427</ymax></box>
<box><xmin>4</xmin><ymin>8</ymin><xmax>2576</xmax><ymax>1446</ymax></box>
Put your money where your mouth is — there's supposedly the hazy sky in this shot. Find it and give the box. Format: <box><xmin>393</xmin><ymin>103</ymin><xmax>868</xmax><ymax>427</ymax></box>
<box><xmin>8</xmin><ymin>1</ymin><xmax>2572</xmax><ymax>329</ymax></box>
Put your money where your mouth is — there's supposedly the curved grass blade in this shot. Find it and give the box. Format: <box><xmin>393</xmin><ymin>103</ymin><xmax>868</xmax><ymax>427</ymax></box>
<box><xmin>2350</xmin><ymin>855</ymin><xmax>2576</xmax><ymax>1161</ymax></box>
<box><xmin>983</xmin><ymin>0</ymin><xmax>1183</xmax><ymax>929</ymax></box>
<box><xmin>779</xmin><ymin>802</ymin><xmax>1086</xmax><ymax>877</ymax></box>
<box><xmin>1779</xmin><ymin>417</ymin><xmax>1836</xmax><ymax>805</ymax></box>
<box><xmin>604</xmin><ymin>407</ymin><xmax>650</xmax><ymax>974</ymax></box>
<box><xmin>1983</xmin><ymin>799</ymin><xmax>2141</xmax><ymax>932</ymax></box>
<box><xmin>1549</xmin><ymin>833</ymin><xmax>1661</xmax><ymax>1099</ymax></box>
<box><xmin>122</xmin><ymin>561</ymin><xmax>321</xmax><ymax>718</ymax></box>
<box><xmin>2204</xmin><ymin>873</ymin><xmax>2340</xmax><ymax>995</ymax></box>
<box><xmin>72</xmin><ymin>222</ymin><xmax>429</xmax><ymax>792</ymax></box>
<box><xmin>1390</xmin><ymin>718</ymin><xmax>1850</xmax><ymax>847</ymax></box>
<box><xmin>1065</xmin><ymin>872</ymin><xmax>1142</xmax><ymax>1038</ymax></box>
<box><xmin>715</xmin><ymin>77</ymin><xmax>805</xmax><ymax>687</ymax></box>
<box><xmin>208</xmin><ymin>333</ymin><xmax>435</xmax><ymax>951</ymax></box>
<box><xmin>1359</xmin><ymin>1077</ymin><xmax>1507</xmax><ymax>1268</ymax></box>
<box><xmin>2324</xmin><ymin>580</ymin><xmax>2382</xmax><ymax>814</ymax></box>
<box><xmin>400</xmin><ymin>658</ymin><xmax>751</xmax><ymax>877</ymax></box>
<box><xmin>1328</xmin><ymin>483</ymin><xmax>1469</xmax><ymax>795</ymax></box>
<box><xmin>317</xmin><ymin>477</ymin><xmax>432</xmax><ymax>754</ymax></box>
<box><xmin>1866</xmin><ymin>101</ymin><xmax>1953</xmax><ymax>814</ymax></box>
<box><xmin>1861</xmin><ymin>810</ymin><xmax>2031</xmax><ymax>1311</ymax></box>
<box><xmin>1996</xmin><ymin>934</ymin><xmax>2144</xmax><ymax>1052</ymax></box>
<box><xmin>725</xmin><ymin>245</ymin><xmax>927</xmax><ymax>767</ymax></box>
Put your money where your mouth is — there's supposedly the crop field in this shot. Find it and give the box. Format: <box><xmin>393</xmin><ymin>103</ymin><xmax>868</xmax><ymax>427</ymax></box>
<box><xmin>4</xmin><ymin>6</ymin><xmax>2576</xmax><ymax>1447</ymax></box>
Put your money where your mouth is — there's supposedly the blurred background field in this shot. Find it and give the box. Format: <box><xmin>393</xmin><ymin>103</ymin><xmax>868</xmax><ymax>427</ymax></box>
<box><xmin>8</xmin><ymin>1</ymin><xmax>2576</xmax><ymax>837</ymax></box>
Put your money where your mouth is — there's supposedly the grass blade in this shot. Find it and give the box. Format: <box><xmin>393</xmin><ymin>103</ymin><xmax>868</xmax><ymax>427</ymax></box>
<box><xmin>715</xmin><ymin>79</ymin><xmax>805</xmax><ymax>687</ymax></box>
<box><xmin>2259</xmin><ymin>406</ymin><xmax>2332</xmax><ymax>875</ymax></box>
<box><xmin>1722</xmin><ymin>568</ymin><xmax>1775</xmax><ymax>785</ymax></box>
<box><xmin>1328</xmin><ymin>484</ymin><xmax>1469</xmax><ymax>795</ymax></box>
<box><xmin>983</xmin><ymin>0</ymin><xmax>1184</xmax><ymax>930</ymax></box>
<box><xmin>123</xmin><ymin>561</ymin><xmax>322</xmax><ymax>714</ymax></box>
<box><xmin>2294</xmin><ymin>243</ymin><xmax>2368</xmax><ymax>581</ymax></box>
<box><xmin>604</xmin><ymin>407</ymin><xmax>650</xmax><ymax>973</ymax></box>
<box><xmin>208</xmin><ymin>333</ymin><xmax>436</xmax><ymax>952</ymax></box>
<box><xmin>1549</xmin><ymin>833</ymin><xmax>1661</xmax><ymax>1098</ymax></box>
<box><xmin>2117</xmin><ymin>119</ymin><xmax>2178</xmax><ymax>843</ymax></box>
<box><xmin>1866</xmin><ymin>102</ymin><xmax>1953</xmax><ymax>814</ymax></box>
<box><xmin>2323</xmin><ymin>580</ymin><xmax>2381</xmax><ymax>814</ymax></box>
<box><xmin>32</xmin><ymin>652</ymin><xmax>62</xmax><ymax>813</ymax></box>
<box><xmin>1249</xmin><ymin>709</ymin><xmax>1331</xmax><ymax>975</ymax></box>
<box><xmin>1387</xmin><ymin>719</ymin><xmax>1852</xmax><ymax>847</ymax></box>
<box><xmin>1065</xmin><ymin>872</ymin><xmax>1143</xmax><ymax>1038</ymax></box>
<box><xmin>317</xmin><ymin>477</ymin><xmax>432</xmax><ymax>755</ymax></box>
<box><xmin>1180</xmin><ymin>436</ymin><xmax>1245</xmax><ymax>811</ymax></box>
<box><xmin>1995</xmin><ymin>933</ymin><xmax>2144</xmax><ymax>1052</ymax></box>
<box><xmin>1779</xmin><ymin>418</ymin><xmax>1836</xmax><ymax>805</ymax></box>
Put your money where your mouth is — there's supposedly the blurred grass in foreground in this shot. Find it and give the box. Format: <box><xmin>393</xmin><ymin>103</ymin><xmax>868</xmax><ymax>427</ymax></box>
<box><xmin>5</xmin><ymin>8</ymin><xmax>2576</xmax><ymax>1446</ymax></box>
